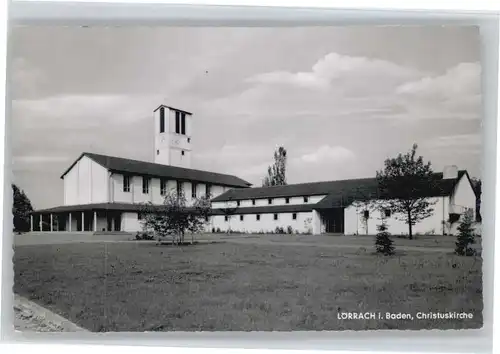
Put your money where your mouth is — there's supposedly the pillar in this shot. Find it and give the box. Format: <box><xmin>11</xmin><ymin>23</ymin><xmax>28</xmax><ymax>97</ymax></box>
<box><xmin>69</xmin><ymin>213</ymin><xmax>72</xmax><ymax>232</ymax></box>
<box><xmin>312</xmin><ymin>209</ymin><xmax>321</xmax><ymax>235</ymax></box>
<box><xmin>30</xmin><ymin>214</ymin><xmax>33</xmax><ymax>232</ymax></box>
<box><xmin>39</xmin><ymin>214</ymin><xmax>43</xmax><ymax>232</ymax></box>
<box><xmin>50</xmin><ymin>214</ymin><xmax>53</xmax><ymax>232</ymax></box>
<box><xmin>81</xmin><ymin>212</ymin><xmax>85</xmax><ymax>232</ymax></box>
<box><xmin>93</xmin><ymin>211</ymin><xmax>97</xmax><ymax>232</ymax></box>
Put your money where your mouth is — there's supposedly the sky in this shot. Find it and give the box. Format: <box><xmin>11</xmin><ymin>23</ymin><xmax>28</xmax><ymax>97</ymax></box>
<box><xmin>10</xmin><ymin>26</ymin><xmax>482</xmax><ymax>209</ymax></box>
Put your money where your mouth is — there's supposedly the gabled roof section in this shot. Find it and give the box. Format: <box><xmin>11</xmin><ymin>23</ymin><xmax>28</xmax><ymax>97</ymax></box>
<box><xmin>213</xmin><ymin>171</ymin><xmax>468</xmax><ymax>206</ymax></box>
<box><xmin>153</xmin><ymin>104</ymin><xmax>192</xmax><ymax>115</ymax></box>
<box><xmin>60</xmin><ymin>152</ymin><xmax>252</xmax><ymax>188</ymax></box>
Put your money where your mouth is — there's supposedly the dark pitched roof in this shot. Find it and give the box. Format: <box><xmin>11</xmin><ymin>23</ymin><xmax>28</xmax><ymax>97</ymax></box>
<box><xmin>34</xmin><ymin>203</ymin><xmax>150</xmax><ymax>214</ymax></box>
<box><xmin>153</xmin><ymin>104</ymin><xmax>192</xmax><ymax>115</ymax></box>
<box><xmin>60</xmin><ymin>152</ymin><xmax>252</xmax><ymax>188</ymax></box>
<box><xmin>34</xmin><ymin>202</ymin><xmax>314</xmax><ymax>215</ymax></box>
<box><xmin>213</xmin><ymin>171</ymin><xmax>469</xmax><ymax>207</ymax></box>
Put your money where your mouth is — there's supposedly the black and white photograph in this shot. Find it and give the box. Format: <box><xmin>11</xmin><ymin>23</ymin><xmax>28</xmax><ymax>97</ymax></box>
<box><xmin>11</xmin><ymin>25</ymin><xmax>483</xmax><ymax>332</ymax></box>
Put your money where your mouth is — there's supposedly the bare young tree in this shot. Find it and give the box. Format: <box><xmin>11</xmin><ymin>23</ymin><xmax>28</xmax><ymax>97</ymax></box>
<box><xmin>139</xmin><ymin>190</ymin><xmax>211</xmax><ymax>245</ymax></box>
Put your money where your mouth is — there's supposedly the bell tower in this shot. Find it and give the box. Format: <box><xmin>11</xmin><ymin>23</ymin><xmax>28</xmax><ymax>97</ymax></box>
<box><xmin>153</xmin><ymin>104</ymin><xmax>193</xmax><ymax>168</ymax></box>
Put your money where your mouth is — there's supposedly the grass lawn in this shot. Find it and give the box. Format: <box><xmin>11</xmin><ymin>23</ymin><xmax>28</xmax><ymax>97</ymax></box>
<box><xmin>14</xmin><ymin>242</ymin><xmax>483</xmax><ymax>331</ymax></box>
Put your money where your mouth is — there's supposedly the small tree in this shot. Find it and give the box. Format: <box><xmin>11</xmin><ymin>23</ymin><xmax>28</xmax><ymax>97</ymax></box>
<box><xmin>12</xmin><ymin>184</ymin><xmax>34</xmax><ymax>233</ymax></box>
<box><xmin>455</xmin><ymin>209</ymin><xmax>476</xmax><ymax>256</ymax></box>
<box><xmin>263</xmin><ymin>146</ymin><xmax>287</xmax><ymax>187</ymax></box>
<box><xmin>375</xmin><ymin>222</ymin><xmax>395</xmax><ymax>255</ymax></box>
<box><xmin>376</xmin><ymin>144</ymin><xmax>437</xmax><ymax>240</ymax></box>
<box><xmin>470</xmin><ymin>177</ymin><xmax>482</xmax><ymax>223</ymax></box>
<box><xmin>139</xmin><ymin>190</ymin><xmax>211</xmax><ymax>245</ymax></box>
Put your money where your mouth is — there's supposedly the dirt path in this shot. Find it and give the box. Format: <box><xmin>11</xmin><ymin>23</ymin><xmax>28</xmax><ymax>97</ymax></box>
<box><xmin>14</xmin><ymin>294</ymin><xmax>87</xmax><ymax>332</ymax></box>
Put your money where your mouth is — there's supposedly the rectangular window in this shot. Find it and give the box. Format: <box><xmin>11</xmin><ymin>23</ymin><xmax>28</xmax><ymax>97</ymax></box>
<box><xmin>363</xmin><ymin>210</ymin><xmax>370</xmax><ymax>219</ymax></box>
<box><xmin>292</xmin><ymin>213</ymin><xmax>297</xmax><ymax>220</ymax></box>
<box><xmin>268</xmin><ymin>198</ymin><xmax>272</xmax><ymax>205</ymax></box>
<box><xmin>123</xmin><ymin>175</ymin><xmax>130</xmax><ymax>192</ymax></box>
<box><xmin>256</xmin><ymin>214</ymin><xmax>261</xmax><ymax>221</ymax></box>
<box><xmin>177</xmin><ymin>181</ymin><xmax>183</xmax><ymax>198</ymax></box>
<box><xmin>177</xmin><ymin>111</ymin><xmax>181</xmax><ymax>134</ymax></box>
<box><xmin>181</xmin><ymin>113</ymin><xmax>186</xmax><ymax>135</ymax></box>
<box><xmin>285</xmin><ymin>197</ymin><xmax>290</xmax><ymax>204</ymax></box>
<box><xmin>304</xmin><ymin>196</ymin><xmax>309</xmax><ymax>203</ymax></box>
<box><xmin>192</xmin><ymin>183</ymin><xmax>197</xmax><ymax>198</ymax></box>
<box><xmin>384</xmin><ymin>209</ymin><xmax>391</xmax><ymax>218</ymax></box>
<box><xmin>159</xmin><ymin>107</ymin><xmax>165</xmax><ymax>133</ymax></box>
<box><xmin>138</xmin><ymin>212</ymin><xmax>143</xmax><ymax>221</ymax></box>
<box><xmin>252</xmin><ymin>199</ymin><xmax>256</xmax><ymax>206</ymax></box>
<box><xmin>206</xmin><ymin>184</ymin><xmax>212</xmax><ymax>198</ymax></box>
<box><xmin>274</xmin><ymin>213</ymin><xmax>278</xmax><ymax>220</ymax></box>
<box><xmin>236</xmin><ymin>200</ymin><xmax>240</xmax><ymax>207</ymax></box>
<box><xmin>160</xmin><ymin>179</ymin><xmax>167</xmax><ymax>196</ymax></box>
<box><xmin>225</xmin><ymin>215</ymin><xmax>229</xmax><ymax>222</ymax></box>
<box><xmin>205</xmin><ymin>215</ymin><xmax>209</xmax><ymax>222</ymax></box>
<box><xmin>142</xmin><ymin>177</ymin><xmax>150</xmax><ymax>194</ymax></box>
<box><xmin>240</xmin><ymin>215</ymin><xmax>244</xmax><ymax>221</ymax></box>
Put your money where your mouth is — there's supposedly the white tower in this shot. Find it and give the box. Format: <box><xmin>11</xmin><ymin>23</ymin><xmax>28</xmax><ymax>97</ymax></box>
<box><xmin>153</xmin><ymin>104</ymin><xmax>193</xmax><ymax>168</ymax></box>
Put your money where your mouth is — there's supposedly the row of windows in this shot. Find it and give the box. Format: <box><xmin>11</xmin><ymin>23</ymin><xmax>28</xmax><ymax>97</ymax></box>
<box><xmin>156</xmin><ymin>149</ymin><xmax>186</xmax><ymax>156</ymax></box>
<box><xmin>123</xmin><ymin>175</ymin><xmax>212</xmax><ymax>197</ymax></box>
<box><xmin>224</xmin><ymin>213</ymin><xmax>298</xmax><ymax>222</ymax></box>
<box><xmin>159</xmin><ymin>108</ymin><xmax>187</xmax><ymax>136</ymax></box>
<box><xmin>362</xmin><ymin>209</ymin><xmax>391</xmax><ymax>218</ymax></box>
<box><xmin>234</xmin><ymin>196</ymin><xmax>309</xmax><ymax>207</ymax></box>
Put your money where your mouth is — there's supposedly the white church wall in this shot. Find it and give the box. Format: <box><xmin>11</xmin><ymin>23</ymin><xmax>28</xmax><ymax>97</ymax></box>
<box><xmin>210</xmin><ymin>212</ymin><xmax>313</xmax><ymax>233</ymax></box>
<box><xmin>122</xmin><ymin>212</ymin><xmax>141</xmax><ymax>232</ymax></box>
<box><xmin>133</xmin><ymin>176</ymin><xmax>152</xmax><ymax>204</ymax></box>
<box><xmin>343</xmin><ymin>197</ymin><xmax>449</xmax><ymax>236</ymax></box>
<box><xmin>111</xmin><ymin>173</ymin><xmax>133</xmax><ymax>203</ymax></box>
<box><xmin>450</xmin><ymin>174</ymin><xmax>476</xmax><ymax>216</ymax></box>
<box><xmin>211</xmin><ymin>194</ymin><xmax>327</xmax><ymax>209</ymax></box>
<box><xmin>63</xmin><ymin>155</ymin><xmax>108</xmax><ymax>205</ymax></box>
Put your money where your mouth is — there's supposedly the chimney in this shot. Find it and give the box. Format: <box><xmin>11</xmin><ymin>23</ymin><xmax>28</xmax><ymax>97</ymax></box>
<box><xmin>443</xmin><ymin>165</ymin><xmax>458</xmax><ymax>179</ymax></box>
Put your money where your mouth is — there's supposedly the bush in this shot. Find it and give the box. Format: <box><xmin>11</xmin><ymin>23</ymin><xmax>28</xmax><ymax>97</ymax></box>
<box><xmin>375</xmin><ymin>222</ymin><xmax>395</xmax><ymax>256</ymax></box>
<box><xmin>275</xmin><ymin>226</ymin><xmax>285</xmax><ymax>234</ymax></box>
<box><xmin>135</xmin><ymin>232</ymin><xmax>154</xmax><ymax>240</ymax></box>
<box><xmin>286</xmin><ymin>225</ymin><xmax>293</xmax><ymax>234</ymax></box>
<box><xmin>455</xmin><ymin>210</ymin><xmax>476</xmax><ymax>256</ymax></box>
<box><xmin>216</xmin><ymin>227</ymin><xmax>221</xmax><ymax>233</ymax></box>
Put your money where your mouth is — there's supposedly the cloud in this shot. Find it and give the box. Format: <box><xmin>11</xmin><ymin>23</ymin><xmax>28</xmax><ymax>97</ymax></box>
<box><xmin>246</xmin><ymin>52</ymin><xmax>420</xmax><ymax>92</ymax></box>
<box><xmin>13</xmin><ymin>155</ymin><xmax>70</xmax><ymax>164</ymax></box>
<box><xmin>295</xmin><ymin>145</ymin><xmax>356</xmax><ymax>164</ymax></box>
<box><xmin>395</xmin><ymin>62</ymin><xmax>481</xmax><ymax>120</ymax></box>
<box><xmin>424</xmin><ymin>133</ymin><xmax>481</xmax><ymax>149</ymax></box>
<box><xmin>10</xmin><ymin>57</ymin><xmax>47</xmax><ymax>99</ymax></box>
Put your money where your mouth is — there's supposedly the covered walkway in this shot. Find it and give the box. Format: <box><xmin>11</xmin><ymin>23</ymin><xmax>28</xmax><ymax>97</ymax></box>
<box><xmin>29</xmin><ymin>202</ymin><xmax>153</xmax><ymax>232</ymax></box>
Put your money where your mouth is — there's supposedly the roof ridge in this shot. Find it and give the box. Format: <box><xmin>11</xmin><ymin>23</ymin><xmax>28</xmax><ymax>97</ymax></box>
<box><xmin>83</xmin><ymin>151</ymin><xmax>248</xmax><ymax>180</ymax></box>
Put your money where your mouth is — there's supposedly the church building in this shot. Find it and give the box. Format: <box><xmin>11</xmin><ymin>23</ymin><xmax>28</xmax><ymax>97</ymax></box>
<box><xmin>30</xmin><ymin>105</ymin><xmax>477</xmax><ymax>236</ymax></box>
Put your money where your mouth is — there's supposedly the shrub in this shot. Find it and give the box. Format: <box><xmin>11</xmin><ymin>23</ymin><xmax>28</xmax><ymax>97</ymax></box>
<box><xmin>135</xmin><ymin>232</ymin><xmax>154</xmax><ymax>240</ymax></box>
<box><xmin>275</xmin><ymin>226</ymin><xmax>285</xmax><ymax>234</ymax></box>
<box><xmin>375</xmin><ymin>222</ymin><xmax>395</xmax><ymax>256</ymax></box>
<box><xmin>216</xmin><ymin>227</ymin><xmax>221</xmax><ymax>233</ymax></box>
<box><xmin>455</xmin><ymin>210</ymin><xmax>476</xmax><ymax>256</ymax></box>
<box><xmin>286</xmin><ymin>225</ymin><xmax>293</xmax><ymax>234</ymax></box>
